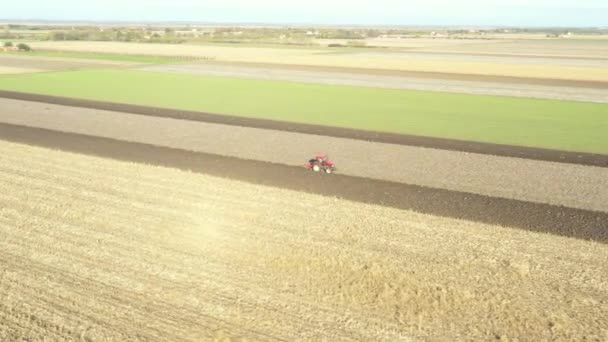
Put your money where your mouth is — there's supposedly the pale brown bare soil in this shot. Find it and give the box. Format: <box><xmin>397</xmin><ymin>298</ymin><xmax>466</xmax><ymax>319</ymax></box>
<box><xmin>1</xmin><ymin>141</ymin><xmax>607</xmax><ymax>341</ymax></box>
<box><xmin>2</xmin><ymin>98</ymin><xmax>607</xmax><ymax>212</ymax></box>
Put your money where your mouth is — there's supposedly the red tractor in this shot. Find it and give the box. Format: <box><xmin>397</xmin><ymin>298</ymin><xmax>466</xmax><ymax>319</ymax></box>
<box><xmin>305</xmin><ymin>154</ymin><xmax>336</xmax><ymax>174</ymax></box>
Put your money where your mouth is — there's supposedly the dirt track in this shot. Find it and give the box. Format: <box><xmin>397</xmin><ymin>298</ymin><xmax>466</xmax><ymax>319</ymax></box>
<box><xmin>2</xmin><ymin>123</ymin><xmax>607</xmax><ymax>242</ymax></box>
<box><xmin>1</xmin><ymin>97</ymin><xmax>607</xmax><ymax>213</ymax></box>
<box><xmin>138</xmin><ymin>63</ymin><xmax>608</xmax><ymax>103</ymax></box>
<box><xmin>1</xmin><ymin>90</ymin><xmax>606</xmax><ymax>167</ymax></box>
<box><xmin>1</xmin><ymin>140</ymin><xmax>608</xmax><ymax>340</ymax></box>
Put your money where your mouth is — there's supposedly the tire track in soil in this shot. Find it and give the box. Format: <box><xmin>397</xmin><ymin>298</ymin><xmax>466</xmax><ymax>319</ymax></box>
<box><xmin>0</xmin><ymin>253</ymin><xmax>253</xmax><ymax>341</ymax></box>
<box><xmin>2</xmin><ymin>123</ymin><xmax>607</xmax><ymax>243</ymax></box>
<box><xmin>1</xmin><ymin>90</ymin><xmax>606</xmax><ymax>167</ymax></box>
<box><xmin>0</xmin><ymin>149</ymin><xmax>421</xmax><ymax>340</ymax></box>
<box><xmin>0</xmin><ymin>201</ymin><xmax>402</xmax><ymax>340</ymax></box>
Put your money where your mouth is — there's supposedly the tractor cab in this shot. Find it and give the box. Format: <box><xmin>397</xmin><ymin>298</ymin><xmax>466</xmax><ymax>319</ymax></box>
<box><xmin>305</xmin><ymin>154</ymin><xmax>336</xmax><ymax>174</ymax></box>
<box><xmin>315</xmin><ymin>154</ymin><xmax>328</xmax><ymax>162</ymax></box>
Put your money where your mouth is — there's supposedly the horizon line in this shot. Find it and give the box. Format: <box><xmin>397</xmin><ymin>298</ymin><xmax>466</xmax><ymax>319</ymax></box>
<box><xmin>1</xmin><ymin>18</ymin><xmax>606</xmax><ymax>30</ymax></box>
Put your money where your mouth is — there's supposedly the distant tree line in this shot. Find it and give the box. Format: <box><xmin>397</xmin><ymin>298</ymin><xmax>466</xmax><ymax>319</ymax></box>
<box><xmin>2</xmin><ymin>24</ymin><xmax>606</xmax><ymax>47</ymax></box>
<box><xmin>44</xmin><ymin>28</ymin><xmax>185</xmax><ymax>43</ymax></box>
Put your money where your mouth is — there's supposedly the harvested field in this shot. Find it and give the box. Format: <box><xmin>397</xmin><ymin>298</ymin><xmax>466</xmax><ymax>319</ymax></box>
<box><xmin>27</xmin><ymin>41</ymin><xmax>608</xmax><ymax>82</ymax></box>
<box><xmin>1</xmin><ymin>98</ymin><xmax>607</xmax><ymax>212</ymax></box>
<box><xmin>139</xmin><ymin>63</ymin><xmax>608</xmax><ymax>103</ymax></box>
<box><xmin>1</xmin><ymin>140</ymin><xmax>608</xmax><ymax>340</ymax></box>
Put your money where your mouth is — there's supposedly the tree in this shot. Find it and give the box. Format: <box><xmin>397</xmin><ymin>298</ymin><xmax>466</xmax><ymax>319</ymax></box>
<box><xmin>50</xmin><ymin>32</ymin><xmax>65</xmax><ymax>40</ymax></box>
<box><xmin>17</xmin><ymin>43</ymin><xmax>31</xmax><ymax>51</ymax></box>
<box><xmin>3</xmin><ymin>41</ymin><xmax>12</xmax><ymax>47</ymax></box>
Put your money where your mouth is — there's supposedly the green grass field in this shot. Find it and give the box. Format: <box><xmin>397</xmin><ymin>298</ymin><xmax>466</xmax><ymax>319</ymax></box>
<box><xmin>1</xmin><ymin>51</ymin><xmax>178</xmax><ymax>64</ymax></box>
<box><xmin>0</xmin><ymin>69</ymin><xmax>606</xmax><ymax>153</ymax></box>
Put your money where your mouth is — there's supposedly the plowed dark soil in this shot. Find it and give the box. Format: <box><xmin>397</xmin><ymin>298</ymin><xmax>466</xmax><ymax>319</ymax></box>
<box><xmin>1</xmin><ymin>90</ymin><xmax>606</xmax><ymax>167</ymax></box>
<box><xmin>2</xmin><ymin>122</ymin><xmax>607</xmax><ymax>243</ymax></box>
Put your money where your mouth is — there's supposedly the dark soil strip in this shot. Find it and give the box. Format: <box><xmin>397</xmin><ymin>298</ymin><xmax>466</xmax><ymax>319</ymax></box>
<box><xmin>1</xmin><ymin>90</ymin><xmax>607</xmax><ymax>168</ymax></box>
<box><xmin>2</xmin><ymin>123</ymin><xmax>606</xmax><ymax>243</ymax></box>
<box><xmin>207</xmin><ymin>61</ymin><xmax>608</xmax><ymax>89</ymax></box>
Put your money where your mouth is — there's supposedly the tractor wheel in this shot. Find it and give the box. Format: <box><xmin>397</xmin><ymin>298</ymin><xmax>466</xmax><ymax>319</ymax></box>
<box><xmin>325</xmin><ymin>168</ymin><xmax>333</xmax><ymax>174</ymax></box>
<box><xmin>312</xmin><ymin>164</ymin><xmax>321</xmax><ymax>172</ymax></box>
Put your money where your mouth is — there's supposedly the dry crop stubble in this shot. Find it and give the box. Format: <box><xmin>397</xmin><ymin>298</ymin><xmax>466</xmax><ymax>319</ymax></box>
<box><xmin>1</xmin><ymin>141</ymin><xmax>607</xmax><ymax>340</ymax></box>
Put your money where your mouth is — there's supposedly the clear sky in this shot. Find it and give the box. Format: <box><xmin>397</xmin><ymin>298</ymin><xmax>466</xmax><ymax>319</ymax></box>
<box><xmin>3</xmin><ymin>0</ymin><xmax>607</xmax><ymax>27</ymax></box>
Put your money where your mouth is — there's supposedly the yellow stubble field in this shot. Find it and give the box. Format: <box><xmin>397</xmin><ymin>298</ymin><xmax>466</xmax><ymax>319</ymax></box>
<box><xmin>1</xmin><ymin>140</ymin><xmax>607</xmax><ymax>341</ymax></box>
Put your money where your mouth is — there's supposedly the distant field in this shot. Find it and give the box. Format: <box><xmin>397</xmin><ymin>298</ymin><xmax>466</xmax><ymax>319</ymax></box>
<box><xmin>412</xmin><ymin>39</ymin><xmax>608</xmax><ymax>58</ymax></box>
<box><xmin>4</xmin><ymin>51</ymin><xmax>179</xmax><ymax>64</ymax></box>
<box><xmin>339</xmin><ymin>37</ymin><xmax>608</xmax><ymax>57</ymax></box>
<box><xmin>0</xmin><ymin>69</ymin><xmax>606</xmax><ymax>153</ymax></box>
<box><xmin>27</xmin><ymin>41</ymin><xmax>608</xmax><ymax>82</ymax></box>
